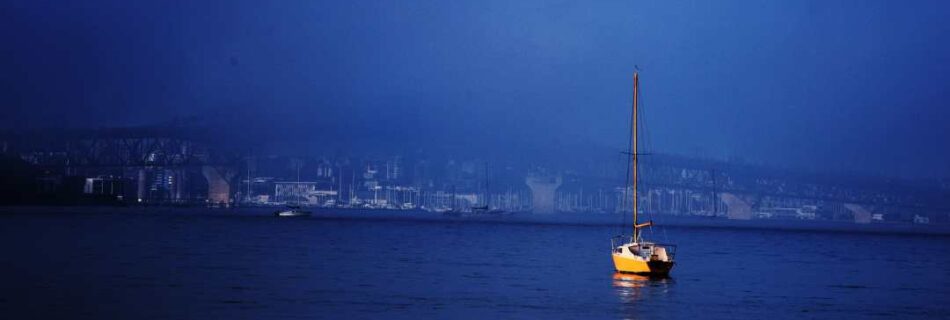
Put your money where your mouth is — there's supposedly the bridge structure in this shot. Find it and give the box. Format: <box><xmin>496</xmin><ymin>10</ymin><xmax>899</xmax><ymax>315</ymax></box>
<box><xmin>524</xmin><ymin>173</ymin><xmax>562</xmax><ymax>213</ymax></box>
<box><xmin>1</xmin><ymin>125</ymin><xmax>247</xmax><ymax>206</ymax></box>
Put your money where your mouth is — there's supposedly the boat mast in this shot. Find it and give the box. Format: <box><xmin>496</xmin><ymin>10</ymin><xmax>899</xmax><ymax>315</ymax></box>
<box><xmin>632</xmin><ymin>71</ymin><xmax>639</xmax><ymax>239</ymax></box>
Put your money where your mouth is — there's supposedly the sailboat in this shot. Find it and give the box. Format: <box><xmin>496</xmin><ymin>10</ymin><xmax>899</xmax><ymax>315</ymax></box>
<box><xmin>471</xmin><ymin>162</ymin><xmax>508</xmax><ymax>215</ymax></box>
<box><xmin>442</xmin><ymin>185</ymin><xmax>464</xmax><ymax>217</ymax></box>
<box><xmin>611</xmin><ymin>71</ymin><xmax>676</xmax><ymax>276</ymax></box>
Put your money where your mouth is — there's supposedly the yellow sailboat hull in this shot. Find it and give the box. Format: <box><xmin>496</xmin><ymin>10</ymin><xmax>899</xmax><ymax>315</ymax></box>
<box><xmin>612</xmin><ymin>253</ymin><xmax>674</xmax><ymax>275</ymax></box>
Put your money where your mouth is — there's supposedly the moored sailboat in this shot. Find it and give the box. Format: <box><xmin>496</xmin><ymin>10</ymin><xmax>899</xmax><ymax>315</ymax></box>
<box><xmin>611</xmin><ymin>71</ymin><xmax>677</xmax><ymax>276</ymax></box>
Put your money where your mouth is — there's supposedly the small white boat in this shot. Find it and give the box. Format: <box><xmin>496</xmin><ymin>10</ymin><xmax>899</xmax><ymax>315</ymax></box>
<box><xmin>274</xmin><ymin>205</ymin><xmax>311</xmax><ymax>217</ymax></box>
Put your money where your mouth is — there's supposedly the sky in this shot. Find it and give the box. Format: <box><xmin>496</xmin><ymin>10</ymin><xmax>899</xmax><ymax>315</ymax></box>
<box><xmin>2</xmin><ymin>0</ymin><xmax>949</xmax><ymax>179</ymax></box>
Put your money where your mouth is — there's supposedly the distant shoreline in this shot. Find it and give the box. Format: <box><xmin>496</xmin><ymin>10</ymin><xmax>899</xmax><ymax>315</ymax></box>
<box><xmin>1</xmin><ymin>205</ymin><xmax>948</xmax><ymax>237</ymax></box>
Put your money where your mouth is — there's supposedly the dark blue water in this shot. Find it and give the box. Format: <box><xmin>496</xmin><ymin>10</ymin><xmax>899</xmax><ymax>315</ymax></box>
<box><xmin>1</xmin><ymin>208</ymin><xmax>948</xmax><ymax>319</ymax></box>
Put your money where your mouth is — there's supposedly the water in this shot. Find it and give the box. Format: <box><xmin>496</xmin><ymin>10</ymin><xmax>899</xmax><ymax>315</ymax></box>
<box><xmin>1</xmin><ymin>208</ymin><xmax>948</xmax><ymax>319</ymax></box>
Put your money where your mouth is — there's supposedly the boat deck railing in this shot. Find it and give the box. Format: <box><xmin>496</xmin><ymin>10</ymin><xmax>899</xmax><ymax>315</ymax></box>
<box><xmin>611</xmin><ymin>235</ymin><xmax>677</xmax><ymax>260</ymax></box>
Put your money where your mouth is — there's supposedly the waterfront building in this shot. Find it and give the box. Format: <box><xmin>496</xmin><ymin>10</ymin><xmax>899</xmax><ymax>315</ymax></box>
<box><xmin>83</xmin><ymin>176</ymin><xmax>127</xmax><ymax>199</ymax></box>
<box><xmin>274</xmin><ymin>181</ymin><xmax>337</xmax><ymax>205</ymax></box>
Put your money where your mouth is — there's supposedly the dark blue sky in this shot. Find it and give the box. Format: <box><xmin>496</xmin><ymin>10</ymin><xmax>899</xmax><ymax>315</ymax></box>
<box><xmin>2</xmin><ymin>0</ymin><xmax>949</xmax><ymax>178</ymax></box>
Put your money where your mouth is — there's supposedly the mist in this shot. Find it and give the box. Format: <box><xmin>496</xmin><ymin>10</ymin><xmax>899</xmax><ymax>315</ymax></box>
<box><xmin>2</xmin><ymin>0</ymin><xmax>949</xmax><ymax>179</ymax></box>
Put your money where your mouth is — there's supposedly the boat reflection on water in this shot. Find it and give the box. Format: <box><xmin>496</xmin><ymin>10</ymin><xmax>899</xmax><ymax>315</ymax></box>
<box><xmin>612</xmin><ymin>272</ymin><xmax>672</xmax><ymax>304</ymax></box>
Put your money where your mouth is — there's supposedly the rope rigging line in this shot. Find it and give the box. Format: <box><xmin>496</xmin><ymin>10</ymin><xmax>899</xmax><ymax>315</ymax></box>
<box><xmin>638</xmin><ymin>71</ymin><xmax>656</xmax><ymax>238</ymax></box>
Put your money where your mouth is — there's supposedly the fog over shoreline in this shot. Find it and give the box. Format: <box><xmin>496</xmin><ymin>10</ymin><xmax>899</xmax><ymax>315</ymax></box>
<box><xmin>3</xmin><ymin>0</ymin><xmax>949</xmax><ymax>179</ymax></box>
